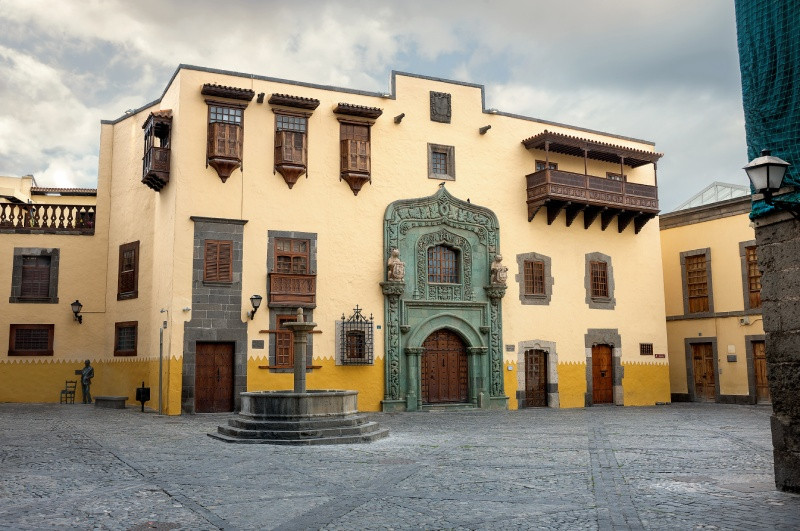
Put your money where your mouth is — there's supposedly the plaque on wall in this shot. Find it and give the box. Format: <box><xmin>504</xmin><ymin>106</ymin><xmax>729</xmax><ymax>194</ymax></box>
<box><xmin>430</xmin><ymin>91</ymin><xmax>451</xmax><ymax>123</ymax></box>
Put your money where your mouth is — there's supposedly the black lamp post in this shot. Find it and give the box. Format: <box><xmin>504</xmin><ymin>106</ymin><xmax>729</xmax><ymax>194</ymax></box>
<box><xmin>247</xmin><ymin>294</ymin><xmax>263</xmax><ymax>320</ymax></box>
<box><xmin>744</xmin><ymin>149</ymin><xmax>798</xmax><ymax>218</ymax></box>
<box><xmin>70</xmin><ymin>300</ymin><xmax>83</xmax><ymax>324</ymax></box>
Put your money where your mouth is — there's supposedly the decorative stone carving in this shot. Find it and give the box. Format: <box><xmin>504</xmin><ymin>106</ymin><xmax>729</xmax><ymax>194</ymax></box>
<box><xmin>490</xmin><ymin>254</ymin><xmax>508</xmax><ymax>286</ymax></box>
<box><xmin>415</xmin><ymin>229</ymin><xmax>473</xmax><ymax>301</ymax></box>
<box><xmin>430</xmin><ymin>91</ymin><xmax>451</xmax><ymax>123</ymax></box>
<box><xmin>387</xmin><ymin>249</ymin><xmax>405</xmax><ymax>281</ymax></box>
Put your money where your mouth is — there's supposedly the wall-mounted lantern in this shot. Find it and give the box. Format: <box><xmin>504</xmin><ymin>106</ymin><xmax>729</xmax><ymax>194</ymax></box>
<box><xmin>247</xmin><ymin>294</ymin><xmax>263</xmax><ymax>320</ymax></box>
<box><xmin>744</xmin><ymin>149</ymin><xmax>798</xmax><ymax>218</ymax></box>
<box><xmin>71</xmin><ymin>300</ymin><xmax>83</xmax><ymax>324</ymax></box>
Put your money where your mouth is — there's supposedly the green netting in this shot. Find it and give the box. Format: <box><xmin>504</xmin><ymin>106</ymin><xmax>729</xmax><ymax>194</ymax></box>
<box><xmin>735</xmin><ymin>0</ymin><xmax>800</xmax><ymax>218</ymax></box>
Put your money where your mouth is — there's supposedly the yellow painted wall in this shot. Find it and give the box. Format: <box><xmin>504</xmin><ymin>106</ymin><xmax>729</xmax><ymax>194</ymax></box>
<box><xmin>2</xmin><ymin>66</ymin><xmax>671</xmax><ymax>412</ymax></box>
<box><xmin>622</xmin><ymin>361</ymin><xmax>671</xmax><ymax>405</ymax></box>
<box><xmin>661</xmin><ymin>207</ymin><xmax>764</xmax><ymax>399</ymax></box>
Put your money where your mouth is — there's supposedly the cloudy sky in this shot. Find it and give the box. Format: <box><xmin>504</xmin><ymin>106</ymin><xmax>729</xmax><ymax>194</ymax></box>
<box><xmin>0</xmin><ymin>0</ymin><xmax>746</xmax><ymax>210</ymax></box>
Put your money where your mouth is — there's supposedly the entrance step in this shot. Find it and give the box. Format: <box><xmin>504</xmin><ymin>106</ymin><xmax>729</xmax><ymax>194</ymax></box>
<box><xmin>422</xmin><ymin>403</ymin><xmax>477</xmax><ymax>412</ymax></box>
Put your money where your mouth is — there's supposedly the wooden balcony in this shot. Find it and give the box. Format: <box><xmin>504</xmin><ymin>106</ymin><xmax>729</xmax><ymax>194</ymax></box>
<box><xmin>268</xmin><ymin>273</ymin><xmax>316</xmax><ymax>307</ymax></box>
<box><xmin>142</xmin><ymin>146</ymin><xmax>170</xmax><ymax>191</ymax></box>
<box><xmin>526</xmin><ymin>169</ymin><xmax>659</xmax><ymax>233</ymax></box>
<box><xmin>0</xmin><ymin>203</ymin><xmax>96</xmax><ymax>235</ymax></box>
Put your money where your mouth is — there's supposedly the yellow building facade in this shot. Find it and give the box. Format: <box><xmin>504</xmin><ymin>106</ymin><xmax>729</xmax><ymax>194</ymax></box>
<box><xmin>1</xmin><ymin>65</ymin><xmax>670</xmax><ymax>413</ymax></box>
<box><xmin>660</xmin><ymin>190</ymin><xmax>768</xmax><ymax>404</ymax></box>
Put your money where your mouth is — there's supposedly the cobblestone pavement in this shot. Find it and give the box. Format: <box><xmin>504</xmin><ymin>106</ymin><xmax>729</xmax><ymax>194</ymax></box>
<box><xmin>1</xmin><ymin>403</ymin><xmax>799</xmax><ymax>530</ymax></box>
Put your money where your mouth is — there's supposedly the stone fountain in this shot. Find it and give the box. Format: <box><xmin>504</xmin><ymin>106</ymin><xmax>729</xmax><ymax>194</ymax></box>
<box><xmin>209</xmin><ymin>308</ymin><xmax>388</xmax><ymax>445</ymax></box>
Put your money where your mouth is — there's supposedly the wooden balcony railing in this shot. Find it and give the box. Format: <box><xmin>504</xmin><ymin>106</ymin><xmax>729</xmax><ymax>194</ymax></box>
<box><xmin>0</xmin><ymin>203</ymin><xmax>96</xmax><ymax>235</ymax></box>
<box><xmin>268</xmin><ymin>273</ymin><xmax>316</xmax><ymax>307</ymax></box>
<box><xmin>526</xmin><ymin>169</ymin><xmax>659</xmax><ymax>233</ymax></box>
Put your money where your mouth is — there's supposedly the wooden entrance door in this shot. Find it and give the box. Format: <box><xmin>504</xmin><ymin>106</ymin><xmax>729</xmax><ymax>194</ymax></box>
<box><xmin>421</xmin><ymin>329</ymin><xmax>468</xmax><ymax>404</ymax></box>
<box><xmin>196</xmin><ymin>342</ymin><xmax>235</xmax><ymax>413</ymax></box>
<box><xmin>753</xmin><ymin>341</ymin><xmax>770</xmax><ymax>403</ymax></box>
<box><xmin>692</xmin><ymin>342</ymin><xmax>716</xmax><ymax>401</ymax></box>
<box><xmin>592</xmin><ymin>345</ymin><xmax>613</xmax><ymax>404</ymax></box>
<box><xmin>524</xmin><ymin>349</ymin><xmax>547</xmax><ymax>407</ymax></box>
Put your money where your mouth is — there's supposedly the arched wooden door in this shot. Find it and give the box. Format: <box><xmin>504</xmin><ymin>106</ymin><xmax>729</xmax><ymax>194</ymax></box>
<box><xmin>421</xmin><ymin>329</ymin><xmax>468</xmax><ymax>403</ymax></box>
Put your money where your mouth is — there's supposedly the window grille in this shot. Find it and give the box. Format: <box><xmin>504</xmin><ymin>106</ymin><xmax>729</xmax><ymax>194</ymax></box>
<box><xmin>524</xmin><ymin>260</ymin><xmax>545</xmax><ymax>296</ymax></box>
<box><xmin>590</xmin><ymin>261</ymin><xmax>609</xmax><ymax>298</ymax></box>
<box><xmin>339</xmin><ymin>306</ymin><xmax>373</xmax><ymax>365</ymax></box>
<box><xmin>640</xmin><ymin>343</ymin><xmax>654</xmax><ymax>356</ymax></box>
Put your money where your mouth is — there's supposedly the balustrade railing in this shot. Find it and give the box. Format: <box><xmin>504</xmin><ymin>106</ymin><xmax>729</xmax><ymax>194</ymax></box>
<box><xmin>0</xmin><ymin>203</ymin><xmax>96</xmax><ymax>234</ymax></box>
<box><xmin>526</xmin><ymin>169</ymin><xmax>658</xmax><ymax>212</ymax></box>
<box><xmin>268</xmin><ymin>273</ymin><xmax>316</xmax><ymax>306</ymax></box>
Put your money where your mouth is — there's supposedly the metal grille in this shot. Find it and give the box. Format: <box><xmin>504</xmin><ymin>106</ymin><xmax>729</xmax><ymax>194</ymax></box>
<box><xmin>116</xmin><ymin>325</ymin><xmax>136</xmax><ymax>351</ymax></box>
<box><xmin>640</xmin><ymin>343</ymin><xmax>654</xmax><ymax>356</ymax></box>
<box><xmin>524</xmin><ymin>260</ymin><xmax>545</xmax><ymax>295</ymax></box>
<box><xmin>14</xmin><ymin>328</ymin><xmax>50</xmax><ymax>351</ymax></box>
<box><xmin>209</xmin><ymin>106</ymin><xmax>242</xmax><ymax>124</ymax></box>
<box><xmin>340</xmin><ymin>306</ymin><xmax>373</xmax><ymax>365</ymax></box>
<box><xmin>431</xmin><ymin>151</ymin><xmax>448</xmax><ymax>175</ymax></box>
<box><xmin>276</xmin><ymin>114</ymin><xmax>307</xmax><ymax>132</ymax></box>
<box><xmin>428</xmin><ymin>245</ymin><xmax>458</xmax><ymax>283</ymax></box>
<box><xmin>590</xmin><ymin>261</ymin><xmax>609</xmax><ymax>298</ymax></box>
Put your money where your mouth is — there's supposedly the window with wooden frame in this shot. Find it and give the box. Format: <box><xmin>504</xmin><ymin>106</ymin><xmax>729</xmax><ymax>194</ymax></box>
<box><xmin>606</xmin><ymin>172</ymin><xmax>626</xmax><ymax>181</ymax></box>
<box><xmin>275</xmin><ymin>238</ymin><xmax>309</xmax><ymax>274</ymax></box>
<box><xmin>8</xmin><ymin>324</ymin><xmax>54</xmax><ymax>356</ymax></box>
<box><xmin>206</xmin><ymin>102</ymin><xmax>245</xmax><ymax>182</ymax></box>
<box><xmin>336</xmin><ymin>306</ymin><xmax>374</xmax><ymax>365</ymax></box>
<box><xmin>685</xmin><ymin>254</ymin><xmax>710</xmax><ymax>313</ymax></box>
<box><xmin>535</xmin><ymin>160</ymin><xmax>558</xmax><ymax>171</ymax></box>
<box><xmin>590</xmin><ymin>261</ymin><xmax>609</xmax><ymax>299</ymax></box>
<box><xmin>428</xmin><ymin>245</ymin><xmax>459</xmax><ymax>284</ymax></box>
<box><xmin>117</xmin><ymin>241</ymin><xmax>139</xmax><ymax>300</ymax></box>
<box><xmin>203</xmin><ymin>240</ymin><xmax>233</xmax><ymax>283</ymax></box>
<box><xmin>10</xmin><ymin>248</ymin><xmax>59</xmax><ymax>304</ymax></box>
<box><xmin>427</xmin><ymin>143</ymin><xmax>455</xmax><ymax>181</ymax></box>
<box><xmin>745</xmin><ymin>245</ymin><xmax>762</xmax><ymax>309</ymax></box>
<box><xmin>524</xmin><ymin>260</ymin><xmax>546</xmax><ymax>296</ymax></box>
<box><xmin>274</xmin><ymin>314</ymin><xmax>295</xmax><ymax>368</ymax></box>
<box><xmin>339</xmin><ymin>122</ymin><xmax>371</xmax><ymax>195</ymax></box>
<box><xmin>274</xmin><ymin>113</ymin><xmax>309</xmax><ymax>188</ymax></box>
<box><xmin>114</xmin><ymin>321</ymin><xmax>138</xmax><ymax>357</ymax></box>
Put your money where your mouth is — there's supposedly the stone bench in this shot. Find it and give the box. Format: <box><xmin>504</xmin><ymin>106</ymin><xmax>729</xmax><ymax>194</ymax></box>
<box><xmin>94</xmin><ymin>396</ymin><xmax>128</xmax><ymax>409</ymax></box>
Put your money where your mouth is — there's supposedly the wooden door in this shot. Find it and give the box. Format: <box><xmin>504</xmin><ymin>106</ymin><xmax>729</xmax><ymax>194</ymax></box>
<box><xmin>753</xmin><ymin>341</ymin><xmax>770</xmax><ymax>403</ymax></box>
<box><xmin>421</xmin><ymin>329</ymin><xmax>468</xmax><ymax>404</ymax></box>
<box><xmin>592</xmin><ymin>345</ymin><xmax>613</xmax><ymax>404</ymax></box>
<box><xmin>275</xmin><ymin>315</ymin><xmax>296</xmax><ymax>368</ymax></box>
<box><xmin>524</xmin><ymin>349</ymin><xmax>547</xmax><ymax>407</ymax></box>
<box><xmin>692</xmin><ymin>343</ymin><xmax>716</xmax><ymax>401</ymax></box>
<box><xmin>196</xmin><ymin>342</ymin><xmax>234</xmax><ymax>413</ymax></box>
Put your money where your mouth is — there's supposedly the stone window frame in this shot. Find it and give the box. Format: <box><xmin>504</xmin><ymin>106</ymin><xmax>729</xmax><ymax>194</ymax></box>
<box><xmin>739</xmin><ymin>240</ymin><xmax>762</xmax><ymax>312</ymax></box>
<box><xmin>515</xmin><ymin>252</ymin><xmax>554</xmax><ymax>305</ymax></box>
<box><xmin>584</xmin><ymin>252</ymin><xmax>615</xmax><ymax>310</ymax></box>
<box><xmin>680</xmin><ymin>248</ymin><xmax>714</xmax><ymax>317</ymax></box>
<box><xmin>113</xmin><ymin>321</ymin><xmax>138</xmax><ymax>357</ymax></box>
<box><xmin>427</xmin><ymin>143</ymin><xmax>455</xmax><ymax>181</ymax></box>
<box><xmin>9</xmin><ymin>248</ymin><xmax>59</xmax><ymax>304</ymax></box>
<box><xmin>8</xmin><ymin>323</ymin><xmax>55</xmax><ymax>356</ymax></box>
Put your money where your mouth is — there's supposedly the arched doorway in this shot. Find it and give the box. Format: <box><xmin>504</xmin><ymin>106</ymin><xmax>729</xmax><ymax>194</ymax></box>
<box><xmin>421</xmin><ymin>329</ymin><xmax>468</xmax><ymax>404</ymax></box>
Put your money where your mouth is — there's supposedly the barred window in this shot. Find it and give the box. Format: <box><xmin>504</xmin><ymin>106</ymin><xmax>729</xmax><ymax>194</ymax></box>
<box><xmin>9</xmin><ymin>324</ymin><xmax>54</xmax><ymax>356</ymax></box>
<box><xmin>524</xmin><ymin>260</ymin><xmax>545</xmax><ymax>296</ymax></box>
<box><xmin>114</xmin><ymin>322</ymin><xmax>137</xmax><ymax>357</ymax></box>
<box><xmin>590</xmin><ymin>261</ymin><xmax>609</xmax><ymax>298</ymax></box>
<box><xmin>337</xmin><ymin>307</ymin><xmax>374</xmax><ymax>365</ymax></box>
<box><xmin>640</xmin><ymin>343</ymin><xmax>654</xmax><ymax>356</ymax></box>
<box><xmin>428</xmin><ymin>245</ymin><xmax>459</xmax><ymax>284</ymax></box>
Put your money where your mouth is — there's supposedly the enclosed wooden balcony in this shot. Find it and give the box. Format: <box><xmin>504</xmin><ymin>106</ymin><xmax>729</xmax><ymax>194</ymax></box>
<box><xmin>268</xmin><ymin>272</ymin><xmax>316</xmax><ymax>307</ymax></box>
<box><xmin>0</xmin><ymin>203</ymin><xmax>96</xmax><ymax>235</ymax></box>
<box><xmin>522</xmin><ymin>130</ymin><xmax>663</xmax><ymax>233</ymax></box>
<box><xmin>142</xmin><ymin>111</ymin><xmax>172</xmax><ymax>191</ymax></box>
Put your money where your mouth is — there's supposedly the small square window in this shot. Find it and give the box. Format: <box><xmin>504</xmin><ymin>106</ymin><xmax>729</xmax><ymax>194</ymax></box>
<box><xmin>640</xmin><ymin>343</ymin><xmax>654</xmax><ymax>356</ymax></box>
<box><xmin>428</xmin><ymin>143</ymin><xmax>455</xmax><ymax>181</ymax></box>
<box><xmin>114</xmin><ymin>322</ymin><xmax>138</xmax><ymax>357</ymax></box>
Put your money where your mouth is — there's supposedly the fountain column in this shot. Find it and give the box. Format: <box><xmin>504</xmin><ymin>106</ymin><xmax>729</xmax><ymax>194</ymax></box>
<box><xmin>283</xmin><ymin>307</ymin><xmax>317</xmax><ymax>394</ymax></box>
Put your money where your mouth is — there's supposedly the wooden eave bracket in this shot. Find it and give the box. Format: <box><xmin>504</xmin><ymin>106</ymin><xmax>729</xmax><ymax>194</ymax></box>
<box><xmin>201</xmin><ymin>84</ymin><xmax>255</xmax><ymax>101</ymax></box>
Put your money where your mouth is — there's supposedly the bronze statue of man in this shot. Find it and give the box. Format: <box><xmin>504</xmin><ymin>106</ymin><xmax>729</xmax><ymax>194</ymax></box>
<box><xmin>80</xmin><ymin>360</ymin><xmax>94</xmax><ymax>404</ymax></box>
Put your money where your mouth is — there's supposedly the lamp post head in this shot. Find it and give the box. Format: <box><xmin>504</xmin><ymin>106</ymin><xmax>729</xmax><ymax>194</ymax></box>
<box><xmin>744</xmin><ymin>149</ymin><xmax>790</xmax><ymax>195</ymax></box>
<box><xmin>70</xmin><ymin>300</ymin><xmax>83</xmax><ymax>324</ymax></box>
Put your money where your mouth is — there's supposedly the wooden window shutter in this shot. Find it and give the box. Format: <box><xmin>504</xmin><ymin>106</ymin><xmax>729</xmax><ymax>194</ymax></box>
<box><xmin>204</xmin><ymin>240</ymin><xmax>233</xmax><ymax>282</ymax></box>
<box><xmin>117</xmin><ymin>241</ymin><xmax>139</xmax><ymax>300</ymax></box>
<box><xmin>209</xmin><ymin>123</ymin><xmax>242</xmax><ymax>159</ymax></box>
<box><xmin>20</xmin><ymin>256</ymin><xmax>50</xmax><ymax>299</ymax></box>
<box><xmin>275</xmin><ymin>131</ymin><xmax>305</xmax><ymax>165</ymax></box>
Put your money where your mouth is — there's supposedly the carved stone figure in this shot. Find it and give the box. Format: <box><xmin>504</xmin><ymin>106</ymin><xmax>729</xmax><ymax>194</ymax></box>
<box><xmin>490</xmin><ymin>254</ymin><xmax>508</xmax><ymax>286</ymax></box>
<box><xmin>387</xmin><ymin>249</ymin><xmax>405</xmax><ymax>281</ymax></box>
<box><xmin>80</xmin><ymin>359</ymin><xmax>94</xmax><ymax>404</ymax></box>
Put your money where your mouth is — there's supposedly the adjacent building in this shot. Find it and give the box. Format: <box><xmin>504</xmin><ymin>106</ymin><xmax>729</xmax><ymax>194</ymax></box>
<box><xmin>0</xmin><ymin>65</ymin><xmax>670</xmax><ymax>414</ymax></box>
<box><xmin>660</xmin><ymin>183</ymin><xmax>767</xmax><ymax>404</ymax></box>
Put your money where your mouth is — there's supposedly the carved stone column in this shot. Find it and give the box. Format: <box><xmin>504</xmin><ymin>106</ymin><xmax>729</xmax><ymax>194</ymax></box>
<box><xmin>467</xmin><ymin>346</ymin><xmax>488</xmax><ymax>406</ymax></box>
<box><xmin>484</xmin><ymin>284</ymin><xmax>507</xmax><ymax>399</ymax></box>
<box><xmin>381</xmin><ymin>281</ymin><xmax>405</xmax><ymax>409</ymax></box>
<box><xmin>405</xmin><ymin>347</ymin><xmax>424</xmax><ymax>411</ymax></box>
